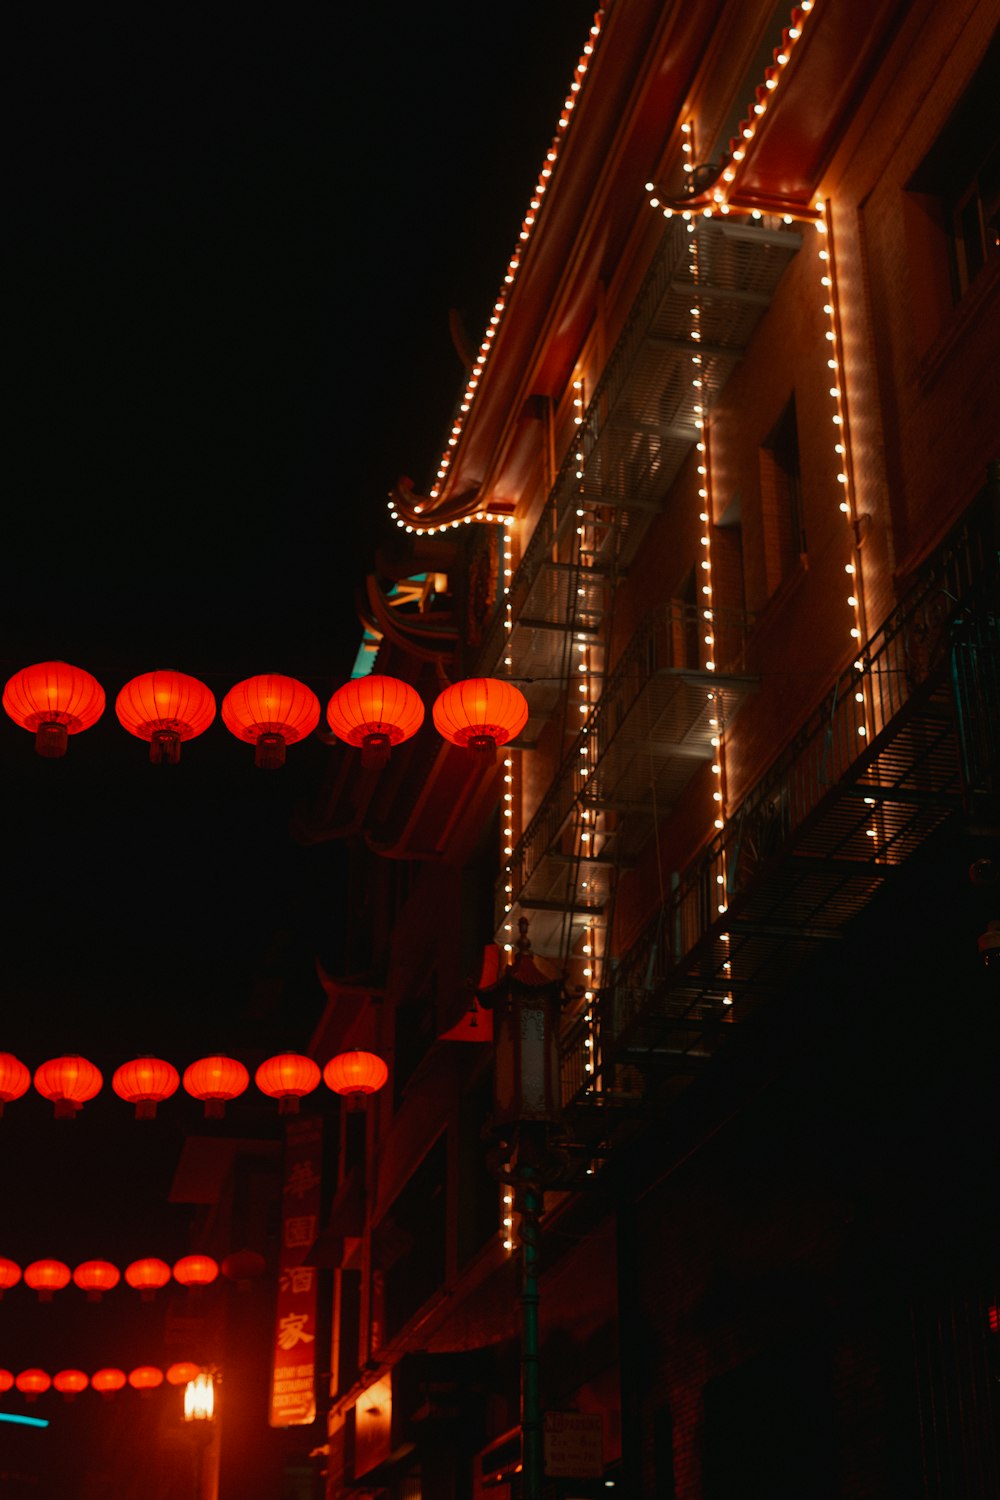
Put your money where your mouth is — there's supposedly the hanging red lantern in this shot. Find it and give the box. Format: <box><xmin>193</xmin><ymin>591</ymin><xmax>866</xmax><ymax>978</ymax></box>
<box><xmin>2</xmin><ymin>661</ymin><xmax>105</xmax><ymax>758</ymax></box>
<box><xmin>34</xmin><ymin>1055</ymin><xmax>103</xmax><ymax>1118</ymax></box>
<box><xmin>112</xmin><ymin>1057</ymin><xmax>180</xmax><ymax>1119</ymax></box>
<box><xmin>323</xmin><ymin>1050</ymin><xmax>388</xmax><ymax>1098</ymax></box>
<box><xmin>173</xmin><ymin>1254</ymin><xmax>219</xmax><ymax>1290</ymax></box>
<box><xmin>432</xmin><ymin>677</ymin><xmax>528</xmax><ymax>757</ymax></box>
<box><xmin>254</xmin><ymin>1053</ymin><xmax>321</xmax><ymax>1114</ymax></box>
<box><xmin>24</xmin><ymin>1259</ymin><xmax>71</xmax><ymax>1301</ymax></box>
<box><xmin>0</xmin><ymin>1258</ymin><xmax>21</xmax><ymax>1297</ymax></box>
<box><xmin>182</xmin><ymin>1056</ymin><xmax>248</xmax><ymax>1118</ymax></box>
<box><xmin>0</xmin><ymin>1052</ymin><xmax>31</xmax><ymax>1116</ymax></box>
<box><xmin>221</xmin><ymin>674</ymin><xmax>320</xmax><ymax>769</ymax></box>
<box><xmin>73</xmin><ymin>1260</ymin><xmax>121</xmax><ymax>1301</ymax></box>
<box><xmin>15</xmin><ymin>1369</ymin><xmax>51</xmax><ymax>1401</ymax></box>
<box><xmin>166</xmin><ymin>1361</ymin><xmax>203</xmax><ymax>1387</ymax></box>
<box><xmin>325</xmin><ymin>674</ymin><xmax>425</xmax><ymax>769</ymax></box>
<box><xmin>124</xmin><ymin>1257</ymin><xmax>172</xmax><ymax>1300</ymax></box>
<box><xmin>221</xmin><ymin>1248</ymin><xmax>266</xmax><ymax>1288</ymax></box>
<box><xmin>128</xmin><ymin>1366</ymin><xmax>163</xmax><ymax>1395</ymax></box>
<box><xmin>0</xmin><ymin>1370</ymin><xmax>13</xmax><ymax>1393</ymax></box>
<box><xmin>53</xmin><ymin>1369</ymin><xmax>89</xmax><ymax>1400</ymax></box>
<box><xmin>91</xmin><ymin>1368</ymin><xmax>127</xmax><ymax>1398</ymax></box>
<box><xmin>115</xmin><ymin>669</ymin><xmax>216</xmax><ymax>765</ymax></box>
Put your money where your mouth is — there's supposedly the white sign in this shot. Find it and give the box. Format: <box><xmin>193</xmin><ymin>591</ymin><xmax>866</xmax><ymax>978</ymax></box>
<box><xmin>544</xmin><ymin>1411</ymin><xmax>603</xmax><ymax>1478</ymax></box>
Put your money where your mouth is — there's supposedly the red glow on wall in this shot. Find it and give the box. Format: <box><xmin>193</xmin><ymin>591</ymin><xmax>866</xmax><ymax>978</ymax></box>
<box><xmin>112</xmin><ymin>1057</ymin><xmax>180</xmax><ymax>1119</ymax></box>
<box><xmin>2</xmin><ymin>661</ymin><xmax>105</xmax><ymax>757</ymax></box>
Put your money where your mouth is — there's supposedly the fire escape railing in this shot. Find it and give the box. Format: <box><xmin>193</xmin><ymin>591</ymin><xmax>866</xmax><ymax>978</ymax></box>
<box><xmin>560</xmin><ymin>489</ymin><xmax>999</xmax><ymax>1103</ymax></box>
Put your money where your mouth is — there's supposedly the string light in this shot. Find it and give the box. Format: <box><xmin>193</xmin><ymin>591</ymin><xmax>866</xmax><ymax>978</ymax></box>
<box><xmin>393</xmin><ymin>11</ymin><xmax>605</xmax><ymax>537</ymax></box>
<box><xmin>814</xmin><ymin>197</ymin><xmax>870</xmax><ymax>749</ymax></box>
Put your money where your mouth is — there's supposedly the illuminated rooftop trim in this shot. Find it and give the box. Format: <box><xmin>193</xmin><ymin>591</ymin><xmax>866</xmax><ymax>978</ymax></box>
<box><xmin>387</xmin><ymin>9</ymin><xmax>607</xmax><ymax>536</ymax></box>
<box><xmin>645</xmin><ymin>0</ymin><xmax>820</xmax><ymax>221</ymax></box>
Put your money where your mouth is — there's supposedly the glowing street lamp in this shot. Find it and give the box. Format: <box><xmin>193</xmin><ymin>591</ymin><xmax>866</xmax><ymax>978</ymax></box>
<box><xmin>183</xmin><ymin>1371</ymin><xmax>216</xmax><ymax>1423</ymax></box>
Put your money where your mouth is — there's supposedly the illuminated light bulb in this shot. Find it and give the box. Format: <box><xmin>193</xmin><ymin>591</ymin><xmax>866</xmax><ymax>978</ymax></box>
<box><xmin>840</xmin><ymin>501</ymin><xmax>850</xmax><ymax>513</ymax></box>
<box><xmin>858</xmin><ymin>725</ymin><xmax>867</xmax><ymax>736</ymax></box>
<box><xmin>845</xmin><ymin>562</ymin><xmax>855</xmax><ymax>574</ymax></box>
<box><xmin>777</xmin><ymin>52</ymin><xmax>789</xmax><ymax>65</ymax></box>
<box><xmin>847</xmin><ymin>595</ymin><xmax>858</xmax><ymax>607</ymax></box>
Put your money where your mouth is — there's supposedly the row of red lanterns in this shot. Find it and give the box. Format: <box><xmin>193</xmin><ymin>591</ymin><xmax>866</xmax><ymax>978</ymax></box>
<box><xmin>2</xmin><ymin>664</ymin><xmax>529</xmax><ymax>767</ymax></box>
<box><xmin>3</xmin><ymin>1362</ymin><xmax>204</xmax><ymax>1400</ymax></box>
<box><xmin>0</xmin><ymin>1251</ymin><xmax>256</xmax><ymax>1301</ymax></box>
<box><xmin>0</xmin><ymin>1050</ymin><xmax>389</xmax><ymax>1119</ymax></box>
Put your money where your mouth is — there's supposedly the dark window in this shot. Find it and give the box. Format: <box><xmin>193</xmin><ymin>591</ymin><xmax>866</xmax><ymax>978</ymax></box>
<box><xmin>376</xmin><ymin>1134</ymin><xmax>447</xmax><ymax>1342</ymax></box>
<box><xmin>336</xmin><ymin>1268</ymin><xmax>362</xmax><ymax>1394</ymax></box>
<box><xmin>457</xmin><ymin>1071</ymin><xmax>499</xmax><ymax>1267</ymax></box>
<box><xmin>908</xmin><ymin>38</ymin><xmax>999</xmax><ymax>301</ymax></box>
<box><xmin>702</xmin><ymin>1342</ymin><xmax>836</xmax><ymax>1499</ymax></box>
<box><xmin>760</xmin><ymin>396</ymin><xmax>804</xmax><ymax>591</ymax></box>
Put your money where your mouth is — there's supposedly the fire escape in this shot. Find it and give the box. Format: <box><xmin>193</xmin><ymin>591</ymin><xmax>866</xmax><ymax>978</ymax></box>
<box><xmin>481</xmin><ymin>214</ymin><xmax>803</xmax><ymax>984</ymax></box>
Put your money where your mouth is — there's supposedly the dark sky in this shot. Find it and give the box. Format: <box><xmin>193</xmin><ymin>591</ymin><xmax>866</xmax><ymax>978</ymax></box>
<box><xmin>2</xmin><ymin>3</ymin><xmax>596</xmax><ymax>1045</ymax></box>
<box><xmin>0</xmin><ymin>7</ymin><xmax>595</xmax><ymax>1487</ymax></box>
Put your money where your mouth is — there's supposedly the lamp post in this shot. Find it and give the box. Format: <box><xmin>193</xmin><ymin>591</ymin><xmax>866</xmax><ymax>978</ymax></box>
<box><xmin>480</xmin><ymin>918</ymin><xmax>568</xmax><ymax>1500</ymax></box>
<box><xmin>183</xmin><ymin>1371</ymin><xmax>220</xmax><ymax>1500</ymax></box>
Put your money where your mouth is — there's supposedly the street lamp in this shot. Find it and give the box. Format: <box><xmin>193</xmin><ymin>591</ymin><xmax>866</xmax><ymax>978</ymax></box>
<box><xmin>183</xmin><ymin>1371</ymin><xmax>219</xmax><ymax>1500</ymax></box>
<box><xmin>479</xmin><ymin>917</ymin><xmax>568</xmax><ymax>1500</ymax></box>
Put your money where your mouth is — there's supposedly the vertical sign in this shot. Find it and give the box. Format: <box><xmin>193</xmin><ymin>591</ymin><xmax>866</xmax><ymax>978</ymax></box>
<box><xmin>269</xmin><ymin>1113</ymin><xmax>323</xmax><ymax>1427</ymax></box>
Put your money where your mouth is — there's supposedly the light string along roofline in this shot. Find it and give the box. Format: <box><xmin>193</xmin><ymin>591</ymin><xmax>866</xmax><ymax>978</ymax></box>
<box><xmin>387</xmin><ymin>10</ymin><xmax>606</xmax><ymax>538</ymax></box>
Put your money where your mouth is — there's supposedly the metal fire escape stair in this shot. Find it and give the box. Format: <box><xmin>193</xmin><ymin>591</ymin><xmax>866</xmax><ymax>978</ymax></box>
<box><xmin>558</xmin><ymin>497</ymin><xmax>999</xmax><ymax>1153</ymax></box>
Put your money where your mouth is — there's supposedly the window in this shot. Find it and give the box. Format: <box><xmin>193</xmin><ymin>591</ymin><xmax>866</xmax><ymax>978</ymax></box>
<box><xmin>759</xmin><ymin>396</ymin><xmax>804</xmax><ymax>593</ymax></box>
<box><xmin>907</xmin><ymin>39</ymin><xmax>999</xmax><ymax>304</ymax></box>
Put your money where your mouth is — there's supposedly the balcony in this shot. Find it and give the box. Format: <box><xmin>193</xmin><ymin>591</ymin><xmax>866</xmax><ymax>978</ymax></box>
<box><xmin>476</xmin><ymin>215</ymin><xmax>802</xmax><ymax>742</ymax></box>
<box><xmin>561</xmin><ymin>487</ymin><xmax>999</xmax><ymax>1107</ymax></box>
<box><xmin>496</xmin><ymin>600</ymin><xmax>756</xmax><ymax>959</ymax></box>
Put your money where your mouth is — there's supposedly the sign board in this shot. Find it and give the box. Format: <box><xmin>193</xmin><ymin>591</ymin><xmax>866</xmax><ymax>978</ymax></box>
<box><xmin>269</xmin><ymin>1114</ymin><xmax>322</xmax><ymax>1426</ymax></box>
<box><xmin>543</xmin><ymin>1410</ymin><xmax>604</xmax><ymax>1478</ymax></box>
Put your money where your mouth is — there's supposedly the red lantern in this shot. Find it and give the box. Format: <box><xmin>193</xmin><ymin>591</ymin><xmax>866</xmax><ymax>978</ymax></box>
<box><xmin>112</xmin><ymin>1057</ymin><xmax>180</xmax><ymax>1119</ymax></box>
<box><xmin>115</xmin><ymin>669</ymin><xmax>216</xmax><ymax>764</ymax></box>
<box><xmin>73</xmin><ymin>1259</ymin><xmax>121</xmax><ymax>1301</ymax></box>
<box><xmin>326</xmin><ymin>674</ymin><xmax>424</xmax><ymax>768</ymax></box>
<box><xmin>128</xmin><ymin>1366</ymin><xmax>163</xmax><ymax>1396</ymax></box>
<box><xmin>15</xmin><ymin>1369</ymin><xmax>51</xmax><ymax>1401</ymax></box>
<box><xmin>125</xmin><ymin>1256</ymin><xmax>172</xmax><ymax>1300</ymax></box>
<box><xmin>0</xmin><ymin>1370</ymin><xmax>13</xmax><ymax>1393</ymax></box>
<box><xmin>0</xmin><ymin>1052</ymin><xmax>31</xmax><ymax>1116</ymax></box>
<box><xmin>182</xmin><ymin>1056</ymin><xmax>248</xmax><ymax>1118</ymax></box>
<box><xmin>173</xmin><ymin>1254</ymin><xmax>219</xmax><ymax>1290</ymax></box>
<box><xmin>0</xmin><ymin>1258</ymin><xmax>21</xmax><ymax>1297</ymax></box>
<box><xmin>2</xmin><ymin>661</ymin><xmax>105</xmax><ymax>757</ymax></box>
<box><xmin>221</xmin><ymin>674</ymin><xmax>320</xmax><ymax>769</ymax></box>
<box><xmin>24</xmin><ymin>1259</ymin><xmax>71</xmax><ymax>1301</ymax></box>
<box><xmin>166</xmin><ymin>1361</ymin><xmax>203</xmax><ymax>1387</ymax></box>
<box><xmin>255</xmin><ymin>1053</ymin><xmax>321</xmax><ymax>1114</ymax></box>
<box><xmin>53</xmin><ymin>1369</ymin><xmax>89</xmax><ymax>1400</ymax></box>
<box><xmin>323</xmin><ymin>1050</ymin><xmax>388</xmax><ymax>1098</ymax></box>
<box><xmin>91</xmin><ymin>1367</ymin><xmax>127</xmax><ymax>1397</ymax></box>
<box><xmin>221</xmin><ymin>1248</ymin><xmax>266</xmax><ymax>1287</ymax></box>
<box><xmin>432</xmin><ymin>677</ymin><xmax>528</xmax><ymax>756</ymax></box>
<box><xmin>34</xmin><ymin>1055</ymin><xmax>103</xmax><ymax>1118</ymax></box>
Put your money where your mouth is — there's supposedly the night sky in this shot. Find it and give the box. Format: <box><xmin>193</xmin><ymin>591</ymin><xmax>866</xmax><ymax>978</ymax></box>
<box><xmin>0</xmin><ymin>6</ymin><xmax>595</xmax><ymax>1491</ymax></box>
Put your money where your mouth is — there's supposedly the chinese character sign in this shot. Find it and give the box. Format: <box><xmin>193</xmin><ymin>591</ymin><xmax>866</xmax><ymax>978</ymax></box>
<box><xmin>269</xmin><ymin>1114</ymin><xmax>323</xmax><ymax>1427</ymax></box>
